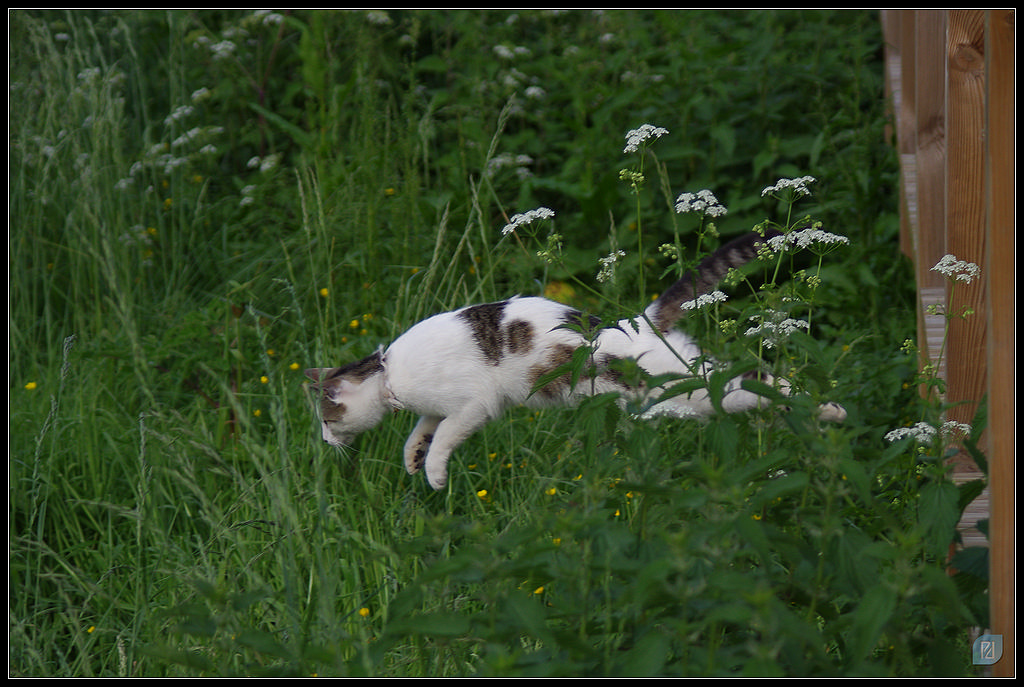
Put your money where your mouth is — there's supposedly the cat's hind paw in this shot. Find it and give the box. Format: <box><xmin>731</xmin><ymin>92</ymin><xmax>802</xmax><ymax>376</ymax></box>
<box><xmin>817</xmin><ymin>402</ymin><xmax>847</xmax><ymax>423</ymax></box>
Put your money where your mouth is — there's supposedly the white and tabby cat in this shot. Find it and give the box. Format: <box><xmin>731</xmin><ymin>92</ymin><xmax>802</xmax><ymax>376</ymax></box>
<box><xmin>306</xmin><ymin>229</ymin><xmax>845</xmax><ymax>490</ymax></box>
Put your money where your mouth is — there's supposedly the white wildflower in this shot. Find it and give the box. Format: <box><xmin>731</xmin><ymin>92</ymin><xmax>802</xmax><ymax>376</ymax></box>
<box><xmin>77</xmin><ymin>67</ymin><xmax>102</xmax><ymax>82</ymax></box>
<box><xmin>246</xmin><ymin>154</ymin><xmax>281</xmax><ymax>173</ymax></box>
<box><xmin>256</xmin><ymin>10</ymin><xmax>284</xmax><ymax>26</ymax></box>
<box><xmin>164</xmin><ymin>105</ymin><xmax>194</xmax><ymax>126</ymax></box>
<box><xmin>240</xmin><ymin>185</ymin><xmax>256</xmax><ymax>207</ymax></box>
<box><xmin>623</xmin><ymin>124</ymin><xmax>669</xmax><ymax>154</ymax></box>
<box><xmin>596</xmin><ymin>250</ymin><xmax>626</xmax><ymax>283</ymax></box>
<box><xmin>761</xmin><ymin>175</ymin><xmax>816</xmax><ymax>198</ymax></box>
<box><xmin>765</xmin><ymin>227</ymin><xmax>849</xmax><ymax>253</ymax></box>
<box><xmin>365</xmin><ymin>10</ymin><xmax>392</xmax><ymax>26</ymax></box>
<box><xmin>745</xmin><ymin>310</ymin><xmax>809</xmax><ymax>348</ymax></box>
<box><xmin>681</xmin><ymin>290</ymin><xmax>728</xmax><ymax>311</ymax></box>
<box><xmin>675</xmin><ymin>189</ymin><xmax>727</xmax><ymax>218</ymax></box>
<box><xmin>259</xmin><ymin>153</ymin><xmax>281</xmax><ymax>173</ymax></box>
<box><xmin>931</xmin><ymin>254</ymin><xmax>980</xmax><ymax>284</ymax></box>
<box><xmin>486</xmin><ymin>152</ymin><xmax>534</xmax><ymax>179</ymax></box>
<box><xmin>501</xmin><ymin>207</ymin><xmax>555</xmax><ymax>236</ymax></box>
<box><xmin>940</xmin><ymin>420</ymin><xmax>972</xmax><ymax>439</ymax></box>
<box><xmin>209</xmin><ymin>40</ymin><xmax>237</xmax><ymax>60</ymax></box>
<box><xmin>884</xmin><ymin>422</ymin><xmax>936</xmax><ymax>444</ymax></box>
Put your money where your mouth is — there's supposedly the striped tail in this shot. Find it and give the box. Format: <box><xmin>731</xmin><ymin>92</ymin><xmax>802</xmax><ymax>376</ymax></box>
<box><xmin>645</xmin><ymin>229</ymin><xmax>782</xmax><ymax>332</ymax></box>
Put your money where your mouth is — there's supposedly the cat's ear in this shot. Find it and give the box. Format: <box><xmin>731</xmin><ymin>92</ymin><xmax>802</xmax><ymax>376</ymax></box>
<box><xmin>304</xmin><ymin>368</ymin><xmax>337</xmax><ymax>387</ymax></box>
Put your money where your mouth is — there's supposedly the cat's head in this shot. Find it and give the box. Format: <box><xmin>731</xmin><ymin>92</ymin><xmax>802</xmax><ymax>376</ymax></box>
<box><xmin>305</xmin><ymin>352</ymin><xmax>387</xmax><ymax>447</ymax></box>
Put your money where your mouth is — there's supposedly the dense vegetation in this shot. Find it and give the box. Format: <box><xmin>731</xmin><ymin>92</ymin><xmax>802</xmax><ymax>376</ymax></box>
<box><xmin>10</xmin><ymin>10</ymin><xmax>988</xmax><ymax>676</ymax></box>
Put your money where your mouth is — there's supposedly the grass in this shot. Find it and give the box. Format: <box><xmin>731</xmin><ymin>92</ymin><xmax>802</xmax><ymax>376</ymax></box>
<box><xmin>9</xmin><ymin>9</ymin><xmax>988</xmax><ymax>677</ymax></box>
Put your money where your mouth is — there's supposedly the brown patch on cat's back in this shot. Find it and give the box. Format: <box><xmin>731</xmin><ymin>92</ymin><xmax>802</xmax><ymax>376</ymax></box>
<box><xmin>529</xmin><ymin>342</ymin><xmax>576</xmax><ymax>399</ymax></box>
<box><xmin>505</xmin><ymin>319</ymin><xmax>535</xmax><ymax>355</ymax></box>
<box><xmin>458</xmin><ymin>301</ymin><xmax>508</xmax><ymax>365</ymax></box>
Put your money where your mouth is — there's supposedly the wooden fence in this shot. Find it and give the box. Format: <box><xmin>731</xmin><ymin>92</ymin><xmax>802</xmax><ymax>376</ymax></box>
<box><xmin>881</xmin><ymin>9</ymin><xmax>1014</xmax><ymax>677</ymax></box>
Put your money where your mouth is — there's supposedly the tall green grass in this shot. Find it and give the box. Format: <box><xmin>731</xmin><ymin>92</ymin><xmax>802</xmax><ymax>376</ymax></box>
<box><xmin>10</xmin><ymin>10</ymin><xmax>987</xmax><ymax>676</ymax></box>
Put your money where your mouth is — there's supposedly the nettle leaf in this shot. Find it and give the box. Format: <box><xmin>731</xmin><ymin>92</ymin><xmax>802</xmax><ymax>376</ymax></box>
<box><xmin>844</xmin><ymin>585</ymin><xmax>896</xmax><ymax>661</ymax></box>
<box><xmin>918</xmin><ymin>481</ymin><xmax>961</xmax><ymax>558</ymax></box>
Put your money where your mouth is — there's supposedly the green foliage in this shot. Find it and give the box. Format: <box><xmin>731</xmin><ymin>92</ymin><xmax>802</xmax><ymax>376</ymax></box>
<box><xmin>10</xmin><ymin>9</ymin><xmax>985</xmax><ymax>677</ymax></box>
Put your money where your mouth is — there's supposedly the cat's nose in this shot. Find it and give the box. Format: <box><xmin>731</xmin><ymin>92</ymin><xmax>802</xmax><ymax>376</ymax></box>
<box><xmin>322</xmin><ymin>424</ymin><xmax>354</xmax><ymax>446</ymax></box>
<box><xmin>322</xmin><ymin>424</ymin><xmax>340</xmax><ymax>444</ymax></box>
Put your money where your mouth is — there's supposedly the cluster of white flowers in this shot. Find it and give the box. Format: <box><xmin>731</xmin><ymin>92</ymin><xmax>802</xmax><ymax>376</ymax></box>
<box><xmin>931</xmin><ymin>254</ymin><xmax>981</xmax><ymax>284</ymax></box>
<box><xmin>164</xmin><ymin>105</ymin><xmax>195</xmax><ymax>127</ymax></box>
<box><xmin>486</xmin><ymin>152</ymin><xmax>534</xmax><ymax>180</ymax></box>
<box><xmin>364</xmin><ymin>10</ymin><xmax>392</xmax><ymax>25</ymax></box>
<box><xmin>247</xmin><ymin>153</ymin><xmax>281</xmax><ymax>174</ymax></box>
<box><xmin>623</xmin><ymin>124</ymin><xmax>669</xmax><ymax>154</ymax></box>
<box><xmin>254</xmin><ymin>10</ymin><xmax>284</xmax><ymax>25</ymax></box>
<box><xmin>209</xmin><ymin>40</ymin><xmax>237</xmax><ymax>61</ymax></box>
<box><xmin>596</xmin><ymin>249</ymin><xmax>626</xmax><ymax>283</ymax></box>
<box><xmin>493</xmin><ymin>44</ymin><xmax>532</xmax><ymax>59</ymax></box>
<box><xmin>240</xmin><ymin>185</ymin><xmax>257</xmax><ymax>207</ymax></box>
<box><xmin>674</xmin><ymin>189</ymin><xmax>727</xmax><ymax>218</ymax></box>
<box><xmin>745</xmin><ymin>310</ymin><xmax>810</xmax><ymax>348</ymax></box>
<box><xmin>761</xmin><ymin>175</ymin><xmax>817</xmax><ymax>198</ymax></box>
<box><xmin>681</xmin><ymin>290</ymin><xmax>728</xmax><ymax>311</ymax></box>
<box><xmin>764</xmin><ymin>227</ymin><xmax>849</xmax><ymax>253</ymax></box>
<box><xmin>116</xmin><ymin>83</ymin><xmax>228</xmax><ymax>190</ymax></box>
<box><xmin>884</xmin><ymin>420</ymin><xmax>972</xmax><ymax>444</ymax></box>
<box><xmin>77</xmin><ymin>66</ymin><xmax>103</xmax><ymax>82</ymax></box>
<box><xmin>501</xmin><ymin>207</ymin><xmax>555</xmax><ymax>236</ymax></box>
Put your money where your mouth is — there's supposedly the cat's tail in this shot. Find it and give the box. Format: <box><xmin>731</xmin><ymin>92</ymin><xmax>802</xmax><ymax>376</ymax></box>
<box><xmin>645</xmin><ymin>228</ymin><xmax>783</xmax><ymax>332</ymax></box>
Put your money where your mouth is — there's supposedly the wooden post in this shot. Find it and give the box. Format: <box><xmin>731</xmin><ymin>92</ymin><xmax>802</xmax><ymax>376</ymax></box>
<box><xmin>945</xmin><ymin>10</ymin><xmax>988</xmax><ymax>466</ymax></box>
<box><xmin>984</xmin><ymin>10</ymin><xmax>1014</xmax><ymax>677</ymax></box>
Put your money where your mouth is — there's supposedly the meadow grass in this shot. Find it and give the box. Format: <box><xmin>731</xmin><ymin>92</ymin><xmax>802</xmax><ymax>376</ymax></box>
<box><xmin>10</xmin><ymin>10</ymin><xmax>987</xmax><ymax>676</ymax></box>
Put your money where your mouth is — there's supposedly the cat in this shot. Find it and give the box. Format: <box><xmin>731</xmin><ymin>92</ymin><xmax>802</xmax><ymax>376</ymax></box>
<box><xmin>306</xmin><ymin>229</ymin><xmax>846</xmax><ymax>490</ymax></box>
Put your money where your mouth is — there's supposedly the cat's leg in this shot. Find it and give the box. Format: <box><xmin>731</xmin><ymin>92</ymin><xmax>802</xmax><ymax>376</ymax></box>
<box><xmin>725</xmin><ymin>372</ymin><xmax>847</xmax><ymax>422</ymax></box>
<box><xmin>404</xmin><ymin>415</ymin><xmax>442</xmax><ymax>475</ymax></box>
<box><xmin>719</xmin><ymin>372</ymin><xmax>787</xmax><ymax>413</ymax></box>
<box><xmin>422</xmin><ymin>405</ymin><xmax>492</xmax><ymax>490</ymax></box>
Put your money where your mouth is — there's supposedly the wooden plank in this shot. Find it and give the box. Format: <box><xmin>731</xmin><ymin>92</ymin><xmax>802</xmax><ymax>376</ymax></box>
<box><xmin>913</xmin><ymin>11</ymin><xmax>949</xmax><ymax>387</ymax></box>
<box><xmin>984</xmin><ymin>9</ymin><xmax>1014</xmax><ymax>677</ymax></box>
<box><xmin>881</xmin><ymin>10</ymin><xmax>916</xmax><ymax>259</ymax></box>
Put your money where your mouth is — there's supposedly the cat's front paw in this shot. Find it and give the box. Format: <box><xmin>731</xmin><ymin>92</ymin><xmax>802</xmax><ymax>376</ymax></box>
<box><xmin>403</xmin><ymin>433</ymin><xmax>432</xmax><ymax>475</ymax></box>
